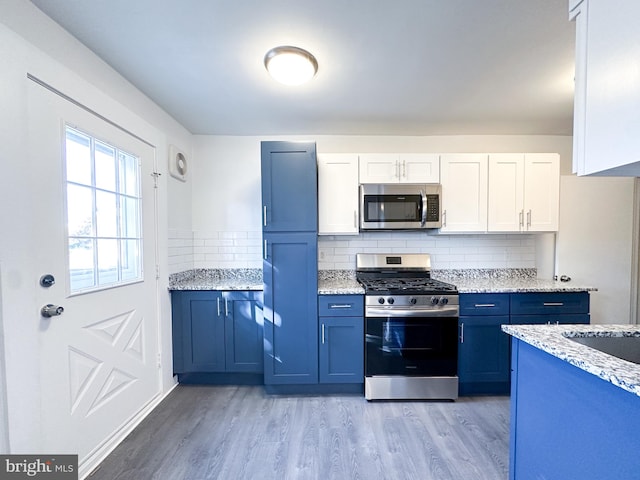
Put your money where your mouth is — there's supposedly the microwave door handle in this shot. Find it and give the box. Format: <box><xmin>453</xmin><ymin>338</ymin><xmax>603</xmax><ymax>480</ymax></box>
<box><xmin>420</xmin><ymin>190</ymin><xmax>427</xmax><ymax>226</ymax></box>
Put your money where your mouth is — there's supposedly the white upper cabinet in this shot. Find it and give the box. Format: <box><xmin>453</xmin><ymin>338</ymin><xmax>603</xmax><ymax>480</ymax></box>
<box><xmin>440</xmin><ymin>154</ymin><xmax>488</xmax><ymax>232</ymax></box>
<box><xmin>523</xmin><ymin>154</ymin><xmax>560</xmax><ymax>231</ymax></box>
<box><xmin>317</xmin><ymin>154</ymin><xmax>359</xmax><ymax>235</ymax></box>
<box><xmin>570</xmin><ymin>0</ymin><xmax>640</xmax><ymax>175</ymax></box>
<box><xmin>488</xmin><ymin>154</ymin><xmax>525</xmax><ymax>231</ymax></box>
<box><xmin>488</xmin><ymin>154</ymin><xmax>559</xmax><ymax>232</ymax></box>
<box><xmin>359</xmin><ymin>154</ymin><xmax>439</xmax><ymax>183</ymax></box>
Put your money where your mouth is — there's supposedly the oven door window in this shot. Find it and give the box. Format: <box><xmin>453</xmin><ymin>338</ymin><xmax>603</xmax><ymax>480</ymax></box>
<box><xmin>366</xmin><ymin>316</ymin><xmax>457</xmax><ymax>376</ymax></box>
<box><xmin>363</xmin><ymin>194</ymin><xmax>421</xmax><ymax>222</ymax></box>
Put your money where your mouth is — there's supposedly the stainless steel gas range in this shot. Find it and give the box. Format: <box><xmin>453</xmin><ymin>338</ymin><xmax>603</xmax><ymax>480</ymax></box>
<box><xmin>356</xmin><ymin>253</ymin><xmax>459</xmax><ymax>401</ymax></box>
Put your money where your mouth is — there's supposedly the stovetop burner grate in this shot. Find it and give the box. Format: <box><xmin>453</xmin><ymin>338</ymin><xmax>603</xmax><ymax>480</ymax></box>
<box><xmin>357</xmin><ymin>276</ymin><xmax>457</xmax><ymax>295</ymax></box>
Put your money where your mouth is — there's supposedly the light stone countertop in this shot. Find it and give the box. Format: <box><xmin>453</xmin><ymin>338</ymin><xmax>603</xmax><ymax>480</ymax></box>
<box><xmin>441</xmin><ymin>277</ymin><xmax>597</xmax><ymax>293</ymax></box>
<box><xmin>168</xmin><ymin>268</ymin><xmax>263</xmax><ymax>291</ymax></box>
<box><xmin>502</xmin><ymin>323</ymin><xmax>640</xmax><ymax>398</ymax></box>
<box><xmin>169</xmin><ymin>268</ymin><xmax>596</xmax><ymax>294</ymax></box>
<box><xmin>318</xmin><ymin>270</ymin><xmax>364</xmax><ymax>295</ymax></box>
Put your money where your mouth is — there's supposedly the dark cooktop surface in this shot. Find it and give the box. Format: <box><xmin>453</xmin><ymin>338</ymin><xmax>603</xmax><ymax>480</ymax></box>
<box><xmin>357</xmin><ymin>276</ymin><xmax>458</xmax><ymax>295</ymax></box>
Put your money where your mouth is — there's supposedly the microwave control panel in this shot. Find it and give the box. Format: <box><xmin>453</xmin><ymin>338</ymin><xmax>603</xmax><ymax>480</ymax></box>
<box><xmin>425</xmin><ymin>194</ymin><xmax>440</xmax><ymax>221</ymax></box>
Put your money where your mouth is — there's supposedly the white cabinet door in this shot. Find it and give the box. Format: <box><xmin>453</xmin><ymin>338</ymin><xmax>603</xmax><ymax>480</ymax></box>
<box><xmin>358</xmin><ymin>154</ymin><xmax>399</xmax><ymax>183</ymax></box>
<box><xmin>440</xmin><ymin>154</ymin><xmax>488</xmax><ymax>232</ymax></box>
<box><xmin>570</xmin><ymin>0</ymin><xmax>640</xmax><ymax>175</ymax></box>
<box><xmin>399</xmin><ymin>154</ymin><xmax>440</xmax><ymax>183</ymax></box>
<box><xmin>523</xmin><ymin>154</ymin><xmax>559</xmax><ymax>231</ymax></box>
<box><xmin>359</xmin><ymin>153</ymin><xmax>440</xmax><ymax>183</ymax></box>
<box><xmin>488</xmin><ymin>153</ymin><xmax>559</xmax><ymax>232</ymax></box>
<box><xmin>488</xmin><ymin>154</ymin><xmax>525</xmax><ymax>232</ymax></box>
<box><xmin>318</xmin><ymin>154</ymin><xmax>359</xmax><ymax>235</ymax></box>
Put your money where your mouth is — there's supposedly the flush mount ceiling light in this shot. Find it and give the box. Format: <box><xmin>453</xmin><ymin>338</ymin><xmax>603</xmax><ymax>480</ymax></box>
<box><xmin>264</xmin><ymin>46</ymin><xmax>318</xmax><ymax>86</ymax></box>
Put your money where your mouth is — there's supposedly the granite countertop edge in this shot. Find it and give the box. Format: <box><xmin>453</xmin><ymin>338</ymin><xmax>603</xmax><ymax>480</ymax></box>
<box><xmin>168</xmin><ymin>268</ymin><xmax>597</xmax><ymax>294</ymax></box>
<box><xmin>502</xmin><ymin>324</ymin><xmax>640</xmax><ymax>398</ymax></box>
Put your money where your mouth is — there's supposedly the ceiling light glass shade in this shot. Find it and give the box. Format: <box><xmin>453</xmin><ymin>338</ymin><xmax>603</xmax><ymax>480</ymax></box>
<box><xmin>264</xmin><ymin>46</ymin><xmax>318</xmax><ymax>86</ymax></box>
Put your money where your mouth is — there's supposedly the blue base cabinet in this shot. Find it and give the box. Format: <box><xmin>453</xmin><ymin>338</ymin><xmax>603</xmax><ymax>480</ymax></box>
<box><xmin>458</xmin><ymin>291</ymin><xmax>590</xmax><ymax>396</ymax></box>
<box><xmin>318</xmin><ymin>295</ymin><xmax>364</xmax><ymax>384</ymax></box>
<box><xmin>171</xmin><ymin>290</ymin><xmax>264</xmax><ymax>380</ymax></box>
<box><xmin>509</xmin><ymin>339</ymin><xmax>640</xmax><ymax>479</ymax></box>
<box><xmin>263</xmin><ymin>232</ymin><xmax>318</xmax><ymax>385</ymax></box>
<box><xmin>458</xmin><ymin>294</ymin><xmax>510</xmax><ymax>395</ymax></box>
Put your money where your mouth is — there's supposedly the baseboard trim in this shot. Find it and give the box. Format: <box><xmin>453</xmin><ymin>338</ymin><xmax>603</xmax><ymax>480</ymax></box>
<box><xmin>80</xmin><ymin>383</ymin><xmax>178</xmax><ymax>479</ymax></box>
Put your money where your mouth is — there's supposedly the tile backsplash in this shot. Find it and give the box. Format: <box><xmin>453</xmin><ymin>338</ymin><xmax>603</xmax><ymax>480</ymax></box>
<box><xmin>170</xmin><ymin>229</ymin><xmax>537</xmax><ymax>273</ymax></box>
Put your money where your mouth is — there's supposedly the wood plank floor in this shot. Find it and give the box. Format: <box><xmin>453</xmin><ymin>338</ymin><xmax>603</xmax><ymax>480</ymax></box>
<box><xmin>88</xmin><ymin>386</ymin><xmax>509</xmax><ymax>480</ymax></box>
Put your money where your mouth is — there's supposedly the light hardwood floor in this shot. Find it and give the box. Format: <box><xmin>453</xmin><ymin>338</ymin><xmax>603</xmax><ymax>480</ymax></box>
<box><xmin>88</xmin><ymin>386</ymin><xmax>510</xmax><ymax>480</ymax></box>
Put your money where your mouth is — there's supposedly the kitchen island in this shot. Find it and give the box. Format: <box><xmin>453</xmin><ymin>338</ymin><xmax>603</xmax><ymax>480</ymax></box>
<box><xmin>502</xmin><ymin>324</ymin><xmax>640</xmax><ymax>480</ymax></box>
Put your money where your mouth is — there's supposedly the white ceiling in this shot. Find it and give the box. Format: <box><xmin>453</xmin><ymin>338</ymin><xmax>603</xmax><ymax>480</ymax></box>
<box><xmin>30</xmin><ymin>0</ymin><xmax>576</xmax><ymax>136</ymax></box>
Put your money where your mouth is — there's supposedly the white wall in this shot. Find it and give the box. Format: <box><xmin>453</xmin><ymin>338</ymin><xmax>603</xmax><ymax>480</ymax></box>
<box><xmin>191</xmin><ymin>134</ymin><xmax>573</xmax><ymax>272</ymax></box>
<box><xmin>0</xmin><ymin>1</ymin><xmax>192</xmax><ymax>454</ymax></box>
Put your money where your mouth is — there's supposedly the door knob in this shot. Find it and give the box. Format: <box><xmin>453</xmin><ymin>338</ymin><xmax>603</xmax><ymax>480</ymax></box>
<box><xmin>41</xmin><ymin>304</ymin><xmax>64</xmax><ymax>318</ymax></box>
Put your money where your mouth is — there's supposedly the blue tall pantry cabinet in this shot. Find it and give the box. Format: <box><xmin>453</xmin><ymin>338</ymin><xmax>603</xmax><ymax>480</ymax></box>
<box><xmin>261</xmin><ymin>141</ymin><xmax>319</xmax><ymax>385</ymax></box>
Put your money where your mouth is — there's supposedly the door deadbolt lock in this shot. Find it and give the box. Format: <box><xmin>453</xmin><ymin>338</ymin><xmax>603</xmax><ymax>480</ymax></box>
<box><xmin>41</xmin><ymin>304</ymin><xmax>64</xmax><ymax>318</ymax></box>
<box><xmin>40</xmin><ymin>274</ymin><xmax>55</xmax><ymax>288</ymax></box>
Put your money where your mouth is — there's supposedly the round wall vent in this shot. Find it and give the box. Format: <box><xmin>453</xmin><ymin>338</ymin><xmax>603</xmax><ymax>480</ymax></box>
<box><xmin>169</xmin><ymin>144</ymin><xmax>188</xmax><ymax>182</ymax></box>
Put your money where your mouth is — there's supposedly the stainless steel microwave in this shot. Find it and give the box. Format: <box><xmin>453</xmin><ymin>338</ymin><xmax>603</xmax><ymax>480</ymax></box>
<box><xmin>360</xmin><ymin>183</ymin><xmax>442</xmax><ymax>230</ymax></box>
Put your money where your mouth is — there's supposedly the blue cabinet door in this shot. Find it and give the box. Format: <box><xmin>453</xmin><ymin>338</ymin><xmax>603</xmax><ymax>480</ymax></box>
<box><xmin>458</xmin><ymin>315</ymin><xmax>510</xmax><ymax>385</ymax></box>
<box><xmin>263</xmin><ymin>232</ymin><xmax>318</xmax><ymax>384</ymax></box>
<box><xmin>175</xmin><ymin>291</ymin><xmax>225</xmax><ymax>373</ymax></box>
<box><xmin>261</xmin><ymin>141</ymin><xmax>317</xmax><ymax>233</ymax></box>
<box><xmin>223</xmin><ymin>291</ymin><xmax>264</xmax><ymax>373</ymax></box>
<box><xmin>319</xmin><ymin>317</ymin><xmax>364</xmax><ymax>383</ymax></box>
<box><xmin>319</xmin><ymin>295</ymin><xmax>364</xmax><ymax>384</ymax></box>
<box><xmin>458</xmin><ymin>293</ymin><xmax>511</xmax><ymax>395</ymax></box>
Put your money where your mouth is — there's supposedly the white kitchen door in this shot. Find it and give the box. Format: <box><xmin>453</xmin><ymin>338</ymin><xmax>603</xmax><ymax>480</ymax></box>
<box><xmin>27</xmin><ymin>80</ymin><xmax>161</xmax><ymax>470</ymax></box>
<box><xmin>556</xmin><ymin>175</ymin><xmax>637</xmax><ymax>324</ymax></box>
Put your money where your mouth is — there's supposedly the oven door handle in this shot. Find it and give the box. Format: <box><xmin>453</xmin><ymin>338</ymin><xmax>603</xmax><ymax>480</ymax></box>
<box><xmin>366</xmin><ymin>307</ymin><xmax>459</xmax><ymax>317</ymax></box>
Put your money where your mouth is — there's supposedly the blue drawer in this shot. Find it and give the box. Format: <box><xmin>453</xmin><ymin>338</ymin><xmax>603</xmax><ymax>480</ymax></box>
<box><xmin>318</xmin><ymin>295</ymin><xmax>364</xmax><ymax>317</ymax></box>
<box><xmin>510</xmin><ymin>292</ymin><xmax>590</xmax><ymax>315</ymax></box>
<box><xmin>460</xmin><ymin>293</ymin><xmax>510</xmax><ymax>316</ymax></box>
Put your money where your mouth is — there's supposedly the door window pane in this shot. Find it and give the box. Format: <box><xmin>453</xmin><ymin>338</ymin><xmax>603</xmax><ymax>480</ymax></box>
<box><xmin>68</xmin><ymin>238</ymin><xmax>95</xmax><ymax>291</ymax></box>
<box><xmin>120</xmin><ymin>196</ymin><xmax>140</xmax><ymax>238</ymax></box>
<box><xmin>97</xmin><ymin>238</ymin><xmax>119</xmax><ymax>286</ymax></box>
<box><xmin>67</xmin><ymin>184</ymin><xmax>94</xmax><ymax>237</ymax></box>
<box><xmin>95</xmin><ymin>141</ymin><xmax>117</xmax><ymax>192</ymax></box>
<box><xmin>65</xmin><ymin>129</ymin><xmax>92</xmax><ymax>185</ymax></box>
<box><xmin>96</xmin><ymin>190</ymin><xmax>118</xmax><ymax>237</ymax></box>
<box><xmin>65</xmin><ymin>125</ymin><xmax>143</xmax><ymax>293</ymax></box>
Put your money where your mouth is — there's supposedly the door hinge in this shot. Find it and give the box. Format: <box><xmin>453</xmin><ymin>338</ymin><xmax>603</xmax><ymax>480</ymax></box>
<box><xmin>157</xmin><ymin>353</ymin><xmax>162</xmax><ymax>369</ymax></box>
<box><xmin>155</xmin><ymin>264</ymin><xmax>160</xmax><ymax>279</ymax></box>
<box><xmin>151</xmin><ymin>171</ymin><xmax>161</xmax><ymax>188</ymax></box>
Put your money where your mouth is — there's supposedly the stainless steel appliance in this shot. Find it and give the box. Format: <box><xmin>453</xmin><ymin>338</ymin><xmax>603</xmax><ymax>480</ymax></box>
<box><xmin>356</xmin><ymin>253</ymin><xmax>459</xmax><ymax>401</ymax></box>
<box><xmin>360</xmin><ymin>183</ymin><xmax>442</xmax><ymax>230</ymax></box>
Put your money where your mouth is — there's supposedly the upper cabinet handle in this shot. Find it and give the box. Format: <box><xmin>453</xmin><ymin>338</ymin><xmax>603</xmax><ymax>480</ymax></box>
<box><xmin>263</xmin><ymin>206</ymin><xmax>267</xmax><ymax>227</ymax></box>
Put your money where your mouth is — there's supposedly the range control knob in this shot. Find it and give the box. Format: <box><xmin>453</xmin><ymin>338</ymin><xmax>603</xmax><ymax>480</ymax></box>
<box><xmin>378</xmin><ymin>297</ymin><xmax>385</xmax><ymax>305</ymax></box>
<box><xmin>430</xmin><ymin>296</ymin><xmax>439</xmax><ymax>305</ymax></box>
<box><xmin>439</xmin><ymin>297</ymin><xmax>449</xmax><ymax>306</ymax></box>
<box><xmin>409</xmin><ymin>297</ymin><xmax>417</xmax><ymax>305</ymax></box>
<box><xmin>387</xmin><ymin>297</ymin><xmax>395</xmax><ymax>305</ymax></box>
